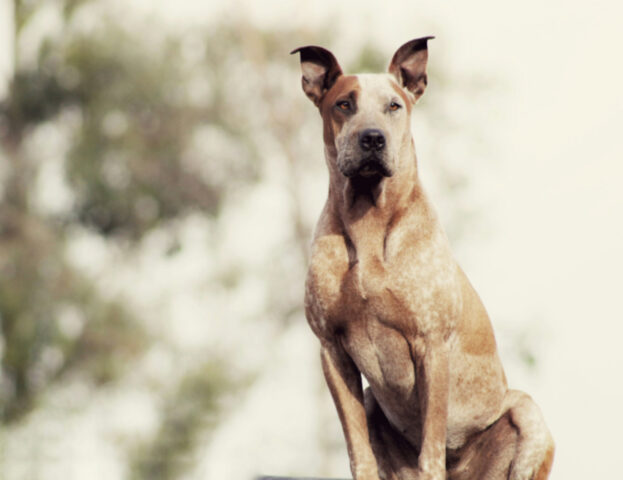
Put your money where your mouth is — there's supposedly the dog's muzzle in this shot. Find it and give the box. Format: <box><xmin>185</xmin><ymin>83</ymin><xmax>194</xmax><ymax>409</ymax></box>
<box><xmin>341</xmin><ymin>128</ymin><xmax>393</xmax><ymax>178</ymax></box>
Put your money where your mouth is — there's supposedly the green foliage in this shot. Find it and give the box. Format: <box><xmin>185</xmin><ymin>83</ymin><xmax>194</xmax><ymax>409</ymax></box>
<box><xmin>0</xmin><ymin>209</ymin><xmax>145</xmax><ymax>423</ymax></box>
<box><xmin>1</xmin><ymin>1</ymin><xmax>258</xmax><ymax>426</ymax></box>
<box><xmin>347</xmin><ymin>42</ymin><xmax>387</xmax><ymax>73</ymax></box>
<box><xmin>14</xmin><ymin>0</ymin><xmax>91</xmax><ymax>31</ymax></box>
<box><xmin>128</xmin><ymin>360</ymin><xmax>239</xmax><ymax>480</ymax></box>
<box><xmin>3</xmin><ymin>68</ymin><xmax>74</xmax><ymax>134</ymax></box>
<box><xmin>1</xmin><ymin>0</ymin><xmax>289</xmax><ymax>460</ymax></box>
<box><xmin>62</xmin><ymin>29</ymin><xmax>223</xmax><ymax>238</ymax></box>
<box><xmin>1</xmin><ymin>17</ymin><xmax>265</xmax><ymax>240</ymax></box>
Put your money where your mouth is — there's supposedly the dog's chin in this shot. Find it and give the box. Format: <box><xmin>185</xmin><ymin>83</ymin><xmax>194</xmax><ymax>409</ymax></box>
<box><xmin>349</xmin><ymin>173</ymin><xmax>384</xmax><ymax>193</ymax></box>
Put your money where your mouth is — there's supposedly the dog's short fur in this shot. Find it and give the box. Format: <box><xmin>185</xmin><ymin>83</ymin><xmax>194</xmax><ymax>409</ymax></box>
<box><xmin>292</xmin><ymin>38</ymin><xmax>554</xmax><ymax>480</ymax></box>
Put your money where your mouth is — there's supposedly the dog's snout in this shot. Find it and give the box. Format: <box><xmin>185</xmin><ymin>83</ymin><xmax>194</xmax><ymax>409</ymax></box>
<box><xmin>359</xmin><ymin>129</ymin><xmax>386</xmax><ymax>152</ymax></box>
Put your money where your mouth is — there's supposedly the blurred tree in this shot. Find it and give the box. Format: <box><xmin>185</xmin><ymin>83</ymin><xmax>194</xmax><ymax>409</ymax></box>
<box><xmin>0</xmin><ymin>1</ymin><xmax>316</xmax><ymax>477</ymax></box>
<box><xmin>129</xmin><ymin>359</ymin><xmax>238</xmax><ymax>480</ymax></box>
<box><xmin>0</xmin><ymin>0</ymin><xmax>150</xmax><ymax>424</ymax></box>
<box><xmin>0</xmin><ymin>213</ymin><xmax>144</xmax><ymax>421</ymax></box>
<box><xmin>0</xmin><ymin>0</ymin><xmax>259</xmax><ymax>428</ymax></box>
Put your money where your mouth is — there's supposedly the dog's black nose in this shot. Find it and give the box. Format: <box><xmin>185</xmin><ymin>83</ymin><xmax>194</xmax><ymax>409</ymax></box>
<box><xmin>359</xmin><ymin>129</ymin><xmax>386</xmax><ymax>152</ymax></box>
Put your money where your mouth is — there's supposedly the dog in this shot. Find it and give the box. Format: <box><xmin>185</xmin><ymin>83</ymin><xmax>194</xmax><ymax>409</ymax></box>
<box><xmin>292</xmin><ymin>38</ymin><xmax>554</xmax><ymax>480</ymax></box>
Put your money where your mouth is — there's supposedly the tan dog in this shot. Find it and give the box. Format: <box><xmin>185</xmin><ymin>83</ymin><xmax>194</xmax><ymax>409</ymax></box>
<box><xmin>292</xmin><ymin>38</ymin><xmax>554</xmax><ymax>480</ymax></box>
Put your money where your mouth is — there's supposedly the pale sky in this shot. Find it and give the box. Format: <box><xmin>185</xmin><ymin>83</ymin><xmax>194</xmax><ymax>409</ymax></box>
<box><xmin>1</xmin><ymin>0</ymin><xmax>622</xmax><ymax>479</ymax></box>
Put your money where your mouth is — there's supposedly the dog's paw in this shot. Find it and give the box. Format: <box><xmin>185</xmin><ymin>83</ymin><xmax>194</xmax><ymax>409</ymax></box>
<box><xmin>415</xmin><ymin>468</ymin><xmax>445</xmax><ymax>480</ymax></box>
<box><xmin>354</xmin><ymin>463</ymin><xmax>381</xmax><ymax>480</ymax></box>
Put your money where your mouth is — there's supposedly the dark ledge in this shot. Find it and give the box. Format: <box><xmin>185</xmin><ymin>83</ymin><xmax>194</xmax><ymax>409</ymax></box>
<box><xmin>256</xmin><ymin>477</ymin><xmax>350</xmax><ymax>480</ymax></box>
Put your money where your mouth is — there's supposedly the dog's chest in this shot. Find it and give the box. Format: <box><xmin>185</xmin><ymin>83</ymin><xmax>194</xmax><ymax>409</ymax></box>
<box><xmin>305</xmin><ymin>224</ymin><xmax>463</xmax><ymax>435</ymax></box>
<box><xmin>306</xmin><ymin>228</ymin><xmax>460</xmax><ymax>342</ymax></box>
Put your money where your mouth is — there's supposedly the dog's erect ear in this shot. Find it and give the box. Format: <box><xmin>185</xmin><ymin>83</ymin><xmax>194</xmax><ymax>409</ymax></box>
<box><xmin>388</xmin><ymin>36</ymin><xmax>434</xmax><ymax>102</ymax></box>
<box><xmin>291</xmin><ymin>46</ymin><xmax>343</xmax><ymax>107</ymax></box>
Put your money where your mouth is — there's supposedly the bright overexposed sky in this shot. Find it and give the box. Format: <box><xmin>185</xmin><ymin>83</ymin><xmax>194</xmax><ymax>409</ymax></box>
<box><xmin>1</xmin><ymin>0</ymin><xmax>622</xmax><ymax>479</ymax></box>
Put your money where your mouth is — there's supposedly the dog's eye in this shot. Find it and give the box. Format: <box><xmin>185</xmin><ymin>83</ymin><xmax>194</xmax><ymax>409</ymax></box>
<box><xmin>336</xmin><ymin>100</ymin><xmax>351</xmax><ymax>111</ymax></box>
<box><xmin>389</xmin><ymin>102</ymin><xmax>402</xmax><ymax>112</ymax></box>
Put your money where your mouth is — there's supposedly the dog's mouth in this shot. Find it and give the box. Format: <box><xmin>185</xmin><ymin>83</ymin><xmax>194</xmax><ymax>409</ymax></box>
<box><xmin>340</xmin><ymin>156</ymin><xmax>391</xmax><ymax>207</ymax></box>
<box><xmin>345</xmin><ymin>156</ymin><xmax>393</xmax><ymax>179</ymax></box>
<box><xmin>357</xmin><ymin>163</ymin><xmax>387</xmax><ymax>178</ymax></box>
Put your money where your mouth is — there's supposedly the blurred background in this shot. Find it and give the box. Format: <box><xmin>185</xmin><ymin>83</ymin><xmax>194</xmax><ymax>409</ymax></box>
<box><xmin>0</xmin><ymin>0</ymin><xmax>622</xmax><ymax>479</ymax></box>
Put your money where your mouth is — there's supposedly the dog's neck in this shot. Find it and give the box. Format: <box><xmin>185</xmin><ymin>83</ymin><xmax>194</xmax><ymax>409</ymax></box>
<box><xmin>325</xmin><ymin>142</ymin><xmax>423</xmax><ymax>267</ymax></box>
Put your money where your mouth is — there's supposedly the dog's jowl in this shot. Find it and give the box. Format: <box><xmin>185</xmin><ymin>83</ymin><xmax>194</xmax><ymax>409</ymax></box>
<box><xmin>292</xmin><ymin>38</ymin><xmax>554</xmax><ymax>480</ymax></box>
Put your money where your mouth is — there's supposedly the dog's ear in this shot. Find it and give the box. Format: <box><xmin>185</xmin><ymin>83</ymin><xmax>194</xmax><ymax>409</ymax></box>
<box><xmin>388</xmin><ymin>36</ymin><xmax>434</xmax><ymax>103</ymax></box>
<box><xmin>291</xmin><ymin>46</ymin><xmax>343</xmax><ymax>107</ymax></box>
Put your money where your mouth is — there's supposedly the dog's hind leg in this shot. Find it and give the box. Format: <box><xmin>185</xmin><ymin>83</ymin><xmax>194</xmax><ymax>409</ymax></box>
<box><xmin>505</xmin><ymin>390</ymin><xmax>555</xmax><ymax>480</ymax></box>
<box><xmin>447</xmin><ymin>389</ymin><xmax>554</xmax><ymax>480</ymax></box>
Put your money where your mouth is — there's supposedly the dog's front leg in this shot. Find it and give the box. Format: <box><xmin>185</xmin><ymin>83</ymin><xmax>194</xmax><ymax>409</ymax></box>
<box><xmin>321</xmin><ymin>341</ymin><xmax>380</xmax><ymax>480</ymax></box>
<box><xmin>413</xmin><ymin>336</ymin><xmax>449</xmax><ymax>480</ymax></box>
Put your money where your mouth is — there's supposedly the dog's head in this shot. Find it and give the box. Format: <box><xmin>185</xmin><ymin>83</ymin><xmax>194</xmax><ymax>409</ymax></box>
<box><xmin>292</xmin><ymin>37</ymin><xmax>433</xmax><ymax>184</ymax></box>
